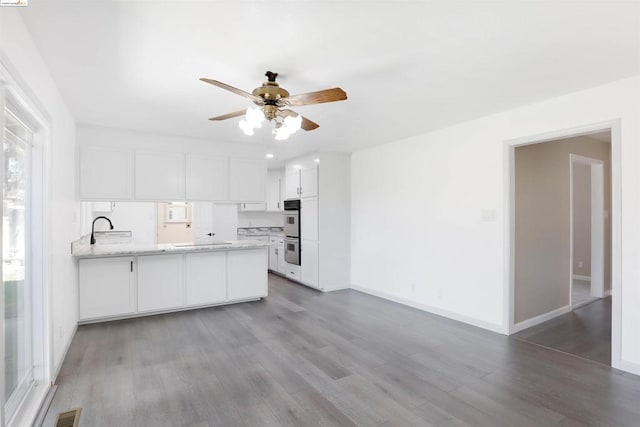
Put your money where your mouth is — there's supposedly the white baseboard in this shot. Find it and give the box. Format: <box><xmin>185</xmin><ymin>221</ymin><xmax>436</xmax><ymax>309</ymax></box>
<box><xmin>54</xmin><ymin>323</ymin><xmax>78</xmax><ymax>381</ymax></box>
<box><xmin>603</xmin><ymin>289</ymin><xmax>612</xmax><ymax>297</ymax></box>
<box><xmin>614</xmin><ymin>359</ymin><xmax>640</xmax><ymax>377</ymax></box>
<box><xmin>510</xmin><ymin>305</ymin><xmax>572</xmax><ymax>334</ymax></box>
<box><xmin>350</xmin><ymin>285</ymin><xmax>506</xmax><ymax>334</ymax></box>
<box><xmin>573</xmin><ymin>274</ymin><xmax>591</xmax><ymax>281</ymax></box>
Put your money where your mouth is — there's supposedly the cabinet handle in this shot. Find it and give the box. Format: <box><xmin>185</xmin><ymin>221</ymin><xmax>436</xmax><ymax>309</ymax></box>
<box><xmin>130</xmin><ymin>261</ymin><xmax>133</xmax><ymax>272</ymax></box>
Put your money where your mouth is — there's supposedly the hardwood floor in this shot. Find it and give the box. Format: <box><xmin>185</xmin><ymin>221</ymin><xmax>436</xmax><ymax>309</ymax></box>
<box><xmin>44</xmin><ymin>274</ymin><xmax>640</xmax><ymax>426</ymax></box>
<box><xmin>514</xmin><ymin>297</ymin><xmax>612</xmax><ymax>365</ymax></box>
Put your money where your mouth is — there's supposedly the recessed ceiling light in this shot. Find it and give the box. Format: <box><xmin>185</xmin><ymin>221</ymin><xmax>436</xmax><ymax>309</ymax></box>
<box><xmin>266</xmin><ymin>153</ymin><xmax>274</xmax><ymax>159</ymax></box>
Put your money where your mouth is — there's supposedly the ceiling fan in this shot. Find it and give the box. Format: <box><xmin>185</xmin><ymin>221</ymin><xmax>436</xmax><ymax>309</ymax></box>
<box><xmin>200</xmin><ymin>71</ymin><xmax>347</xmax><ymax>140</ymax></box>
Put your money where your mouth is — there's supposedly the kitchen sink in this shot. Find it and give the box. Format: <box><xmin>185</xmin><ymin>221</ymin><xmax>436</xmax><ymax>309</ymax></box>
<box><xmin>172</xmin><ymin>241</ymin><xmax>230</xmax><ymax>247</ymax></box>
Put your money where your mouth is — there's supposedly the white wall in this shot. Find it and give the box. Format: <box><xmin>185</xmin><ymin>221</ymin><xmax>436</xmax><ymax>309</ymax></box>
<box><xmin>82</xmin><ymin>201</ymin><xmax>157</xmax><ymax>245</ymax></box>
<box><xmin>77</xmin><ymin>124</ymin><xmax>266</xmax><ymax>159</ymax></box>
<box><xmin>237</xmin><ymin>211</ymin><xmax>283</xmax><ymax>228</ymax></box>
<box><xmin>0</xmin><ymin>10</ymin><xmax>79</xmax><ymax>375</ymax></box>
<box><xmin>351</xmin><ymin>76</ymin><xmax>640</xmax><ymax>373</ymax></box>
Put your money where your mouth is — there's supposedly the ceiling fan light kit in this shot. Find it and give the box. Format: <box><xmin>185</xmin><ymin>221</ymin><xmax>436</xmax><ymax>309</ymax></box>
<box><xmin>201</xmin><ymin>71</ymin><xmax>347</xmax><ymax>140</ymax></box>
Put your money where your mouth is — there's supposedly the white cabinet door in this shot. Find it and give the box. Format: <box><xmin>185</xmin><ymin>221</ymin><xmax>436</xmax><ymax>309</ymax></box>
<box><xmin>266</xmin><ymin>171</ymin><xmax>282</xmax><ymax>211</ymax></box>
<box><xmin>269</xmin><ymin>246</ymin><xmax>278</xmax><ymax>271</ymax></box>
<box><xmin>186</xmin><ymin>155</ymin><xmax>228</xmax><ymax>201</ymax></box>
<box><xmin>300</xmin><ymin>165</ymin><xmax>318</xmax><ymax>198</ymax></box>
<box><xmin>185</xmin><ymin>252</ymin><xmax>226</xmax><ymax>306</ymax></box>
<box><xmin>277</xmin><ymin>241</ymin><xmax>286</xmax><ymax>275</ymax></box>
<box><xmin>135</xmin><ymin>151</ymin><xmax>185</xmax><ymax>200</ymax></box>
<box><xmin>79</xmin><ymin>257</ymin><xmax>135</xmax><ymax>320</ymax></box>
<box><xmin>192</xmin><ymin>202</ymin><xmax>215</xmax><ymax>243</ymax></box>
<box><xmin>301</xmin><ymin>198</ymin><xmax>318</xmax><ymax>241</ymax></box>
<box><xmin>285</xmin><ymin>170</ymin><xmax>300</xmax><ymax>199</ymax></box>
<box><xmin>228</xmin><ymin>249</ymin><xmax>267</xmax><ymax>300</ymax></box>
<box><xmin>137</xmin><ymin>254</ymin><xmax>183</xmax><ymax>312</ymax></box>
<box><xmin>80</xmin><ymin>146</ymin><xmax>133</xmax><ymax>200</ymax></box>
<box><xmin>229</xmin><ymin>158</ymin><xmax>266</xmax><ymax>202</ymax></box>
<box><xmin>301</xmin><ymin>241</ymin><xmax>319</xmax><ymax>289</ymax></box>
<box><xmin>212</xmin><ymin>204</ymin><xmax>238</xmax><ymax>241</ymax></box>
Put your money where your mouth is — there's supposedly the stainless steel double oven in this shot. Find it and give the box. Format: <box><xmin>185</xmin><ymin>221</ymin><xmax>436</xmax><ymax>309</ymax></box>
<box><xmin>283</xmin><ymin>199</ymin><xmax>301</xmax><ymax>265</ymax></box>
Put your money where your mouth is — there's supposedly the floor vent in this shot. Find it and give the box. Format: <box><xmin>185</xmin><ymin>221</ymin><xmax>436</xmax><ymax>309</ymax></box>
<box><xmin>55</xmin><ymin>408</ymin><xmax>81</xmax><ymax>427</ymax></box>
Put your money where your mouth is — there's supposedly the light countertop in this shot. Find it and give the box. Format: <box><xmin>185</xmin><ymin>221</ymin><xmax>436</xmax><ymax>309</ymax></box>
<box><xmin>73</xmin><ymin>240</ymin><xmax>270</xmax><ymax>259</ymax></box>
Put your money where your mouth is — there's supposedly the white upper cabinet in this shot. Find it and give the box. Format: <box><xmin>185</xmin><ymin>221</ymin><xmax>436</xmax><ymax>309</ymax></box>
<box><xmin>80</xmin><ymin>145</ymin><xmax>266</xmax><ymax>202</ymax></box>
<box><xmin>285</xmin><ymin>169</ymin><xmax>300</xmax><ymax>199</ymax></box>
<box><xmin>80</xmin><ymin>146</ymin><xmax>133</xmax><ymax>200</ymax></box>
<box><xmin>229</xmin><ymin>158</ymin><xmax>266</xmax><ymax>202</ymax></box>
<box><xmin>135</xmin><ymin>151</ymin><xmax>185</xmax><ymax>200</ymax></box>
<box><xmin>285</xmin><ymin>163</ymin><xmax>317</xmax><ymax>199</ymax></box>
<box><xmin>300</xmin><ymin>165</ymin><xmax>318</xmax><ymax>198</ymax></box>
<box><xmin>186</xmin><ymin>155</ymin><xmax>228</xmax><ymax>201</ymax></box>
<box><xmin>266</xmin><ymin>169</ymin><xmax>283</xmax><ymax>211</ymax></box>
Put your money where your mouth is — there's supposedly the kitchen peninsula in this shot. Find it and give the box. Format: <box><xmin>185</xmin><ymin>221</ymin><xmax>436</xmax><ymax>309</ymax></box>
<box><xmin>73</xmin><ymin>240</ymin><xmax>268</xmax><ymax>323</ymax></box>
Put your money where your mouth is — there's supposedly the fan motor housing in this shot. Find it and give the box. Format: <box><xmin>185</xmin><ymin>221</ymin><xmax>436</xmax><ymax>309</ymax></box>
<box><xmin>252</xmin><ymin>81</ymin><xmax>289</xmax><ymax>104</ymax></box>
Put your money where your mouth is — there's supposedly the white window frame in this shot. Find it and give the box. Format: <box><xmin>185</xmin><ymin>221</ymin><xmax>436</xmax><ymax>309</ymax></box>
<box><xmin>0</xmin><ymin>58</ymin><xmax>53</xmax><ymax>427</ymax></box>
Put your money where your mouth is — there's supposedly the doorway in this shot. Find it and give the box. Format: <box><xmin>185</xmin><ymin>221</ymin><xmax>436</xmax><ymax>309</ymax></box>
<box><xmin>570</xmin><ymin>155</ymin><xmax>607</xmax><ymax>309</ymax></box>
<box><xmin>506</xmin><ymin>123</ymin><xmax>618</xmax><ymax>367</ymax></box>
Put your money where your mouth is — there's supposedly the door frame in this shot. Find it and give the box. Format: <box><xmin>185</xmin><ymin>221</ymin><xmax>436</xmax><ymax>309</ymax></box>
<box><xmin>569</xmin><ymin>154</ymin><xmax>606</xmax><ymax>305</ymax></box>
<box><xmin>503</xmin><ymin>119</ymin><xmax>622</xmax><ymax>368</ymax></box>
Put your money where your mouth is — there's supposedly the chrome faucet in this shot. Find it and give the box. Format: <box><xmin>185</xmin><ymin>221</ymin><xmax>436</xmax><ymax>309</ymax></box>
<box><xmin>91</xmin><ymin>216</ymin><xmax>114</xmax><ymax>245</ymax></box>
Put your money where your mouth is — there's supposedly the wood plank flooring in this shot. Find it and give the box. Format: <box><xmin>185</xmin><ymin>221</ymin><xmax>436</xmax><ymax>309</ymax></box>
<box><xmin>514</xmin><ymin>297</ymin><xmax>612</xmax><ymax>365</ymax></box>
<box><xmin>43</xmin><ymin>274</ymin><xmax>640</xmax><ymax>426</ymax></box>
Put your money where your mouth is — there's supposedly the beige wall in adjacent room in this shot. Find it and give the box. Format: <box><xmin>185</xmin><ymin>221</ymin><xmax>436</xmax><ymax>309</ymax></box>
<box><xmin>573</xmin><ymin>163</ymin><xmax>591</xmax><ymax>277</ymax></box>
<box><xmin>514</xmin><ymin>133</ymin><xmax>611</xmax><ymax>324</ymax></box>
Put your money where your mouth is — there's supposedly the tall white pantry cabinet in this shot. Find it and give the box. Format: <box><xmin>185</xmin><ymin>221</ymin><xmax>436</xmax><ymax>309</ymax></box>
<box><xmin>284</xmin><ymin>152</ymin><xmax>350</xmax><ymax>291</ymax></box>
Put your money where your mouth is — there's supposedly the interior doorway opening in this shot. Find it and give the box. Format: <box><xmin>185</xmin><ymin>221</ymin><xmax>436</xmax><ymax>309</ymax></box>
<box><xmin>570</xmin><ymin>154</ymin><xmax>607</xmax><ymax>309</ymax></box>
<box><xmin>507</xmin><ymin>125</ymin><xmax>615</xmax><ymax>367</ymax></box>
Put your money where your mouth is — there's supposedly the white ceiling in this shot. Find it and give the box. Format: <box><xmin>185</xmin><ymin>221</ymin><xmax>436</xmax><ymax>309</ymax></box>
<box><xmin>19</xmin><ymin>1</ymin><xmax>640</xmax><ymax>161</ymax></box>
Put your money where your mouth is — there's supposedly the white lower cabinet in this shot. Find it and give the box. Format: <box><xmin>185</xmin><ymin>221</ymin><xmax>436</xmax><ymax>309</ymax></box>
<box><xmin>79</xmin><ymin>257</ymin><xmax>135</xmax><ymax>320</ymax></box>
<box><xmin>228</xmin><ymin>249</ymin><xmax>267</xmax><ymax>300</ymax></box>
<box><xmin>185</xmin><ymin>252</ymin><xmax>227</xmax><ymax>306</ymax></box>
<box><xmin>269</xmin><ymin>246</ymin><xmax>278</xmax><ymax>271</ymax></box>
<box><xmin>301</xmin><ymin>241</ymin><xmax>319</xmax><ymax>289</ymax></box>
<box><xmin>78</xmin><ymin>247</ymin><xmax>269</xmax><ymax>322</ymax></box>
<box><xmin>277</xmin><ymin>244</ymin><xmax>286</xmax><ymax>275</ymax></box>
<box><xmin>137</xmin><ymin>254</ymin><xmax>183</xmax><ymax>312</ymax></box>
<box><xmin>268</xmin><ymin>236</ymin><xmax>286</xmax><ymax>274</ymax></box>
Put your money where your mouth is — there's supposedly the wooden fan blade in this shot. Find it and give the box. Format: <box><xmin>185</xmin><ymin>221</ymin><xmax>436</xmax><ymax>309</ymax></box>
<box><xmin>280</xmin><ymin>109</ymin><xmax>320</xmax><ymax>131</ymax></box>
<box><xmin>208</xmin><ymin>110</ymin><xmax>247</xmax><ymax>121</ymax></box>
<box><xmin>286</xmin><ymin>87</ymin><xmax>347</xmax><ymax>106</ymax></box>
<box><xmin>200</xmin><ymin>78</ymin><xmax>264</xmax><ymax>104</ymax></box>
